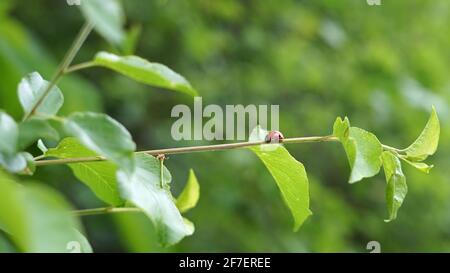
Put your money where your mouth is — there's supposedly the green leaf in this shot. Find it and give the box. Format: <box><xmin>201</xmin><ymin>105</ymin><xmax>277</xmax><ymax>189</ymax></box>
<box><xmin>382</xmin><ymin>151</ymin><xmax>407</xmax><ymax>222</ymax></box>
<box><xmin>72</xmin><ymin>230</ymin><xmax>93</xmax><ymax>253</ymax></box>
<box><xmin>122</xmin><ymin>24</ymin><xmax>142</xmax><ymax>55</ymax></box>
<box><xmin>17</xmin><ymin>72</ymin><xmax>64</xmax><ymax>118</ymax></box>
<box><xmin>79</xmin><ymin>0</ymin><xmax>125</xmax><ymax>46</ymax></box>
<box><xmin>404</xmin><ymin>106</ymin><xmax>440</xmax><ymax>161</ymax></box>
<box><xmin>0</xmin><ymin>111</ymin><xmax>18</xmax><ymax>155</ymax></box>
<box><xmin>117</xmin><ymin>154</ymin><xmax>194</xmax><ymax>246</ymax></box>
<box><xmin>0</xmin><ymin>112</ymin><xmax>30</xmax><ymax>173</ymax></box>
<box><xmin>93</xmin><ymin>52</ymin><xmax>198</xmax><ymax>97</ymax></box>
<box><xmin>0</xmin><ymin>231</ymin><xmax>16</xmax><ymax>253</ymax></box>
<box><xmin>0</xmin><ymin>153</ymin><xmax>27</xmax><ymax>173</ymax></box>
<box><xmin>37</xmin><ymin>139</ymin><xmax>48</xmax><ymax>154</ymax></box>
<box><xmin>337</xmin><ymin>123</ymin><xmax>383</xmax><ymax>183</ymax></box>
<box><xmin>0</xmin><ymin>171</ymin><xmax>89</xmax><ymax>252</ymax></box>
<box><xmin>176</xmin><ymin>169</ymin><xmax>200</xmax><ymax>213</ymax></box>
<box><xmin>64</xmin><ymin>112</ymin><xmax>136</xmax><ymax>172</ymax></box>
<box><xmin>249</xmin><ymin>126</ymin><xmax>312</xmax><ymax>231</ymax></box>
<box><xmin>400</xmin><ymin>156</ymin><xmax>433</xmax><ymax>174</ymax></box>
<box><xmin>333</xmin><ymin>116</ymin><xmax>350</xmax><ymax>141</ymax></box>
<box><xmin>18</xmin><ymin>119</ymin><xmax>59</xmax><ymax>150</ymax></box>
<box><xmin>18</xmin><ymin>152</ymin><xmax>35</xmax><ymax>176</ymax></box>
<box><xmin>46</xmin><ymin>138</ymin><xmax>123</xmax><ymax>206</ymax></box>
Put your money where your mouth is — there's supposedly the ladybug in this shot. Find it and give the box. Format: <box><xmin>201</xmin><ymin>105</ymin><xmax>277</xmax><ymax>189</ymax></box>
<box><xmin>265</xmin><ymin>130</ymin><xmax>284</xmax><ymax>143</ymax></box>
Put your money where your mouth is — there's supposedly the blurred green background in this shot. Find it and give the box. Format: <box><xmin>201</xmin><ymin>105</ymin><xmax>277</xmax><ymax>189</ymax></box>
<box><xmin>1</xmin><ymin>0</ymin><xmax>449</xmax><ymax>252</ymax></box>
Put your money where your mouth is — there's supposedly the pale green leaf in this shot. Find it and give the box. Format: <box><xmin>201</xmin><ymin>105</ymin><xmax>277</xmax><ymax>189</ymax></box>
<box><xmin>93</xmin><ymin>52</ymin><xmax>197</xmax><ymax>96</ymax></box>
<box><xmin>0</xmin><ymin>171</ymin><xmax>88</xmax><ymax>252</ymax></box>
<box><xmin>46</xmin><ymin>138</ymin><xmax>123</xmax><ymax>206</ymax></box>
<box><xmin>382</xmin><ymin>151</ymin><xmax>408</xmax><ymax>222</ymax></box>
<box><xmin>249</xmin><ymin>126</ymin><xmax>312</xmax><ymax>231</ymax></box>
<box><xmin>117</xmin><ymin>154</ymin><xmax>193</xmax><ymax>246</ymax></box>
<box><xmin>176</xmin><ymin>169</ymin><xmax>200</xmax><ymax>213</ymax></box>
<box><xmin>37</xmin><ymin>139</ymin><xmax>48</xmax><ymax>154</ymax></box>
<box><xmin>64</xmin><ymin>112</ymin><xmax>136</xmax><ymax>172</ymax></box>
<box><xmin>0</xmin><ymin>112</ymin><xmax>29</xmax><ymax>173</ymax></box>
<box><xmin>0</xmin><ymin>153</ymin><xmax>27</xmax><ymax>173</ymax></box>
<box><xmin>79</xmin><ymin>0</ymin><xmax>125</xmax><ymax>45</ymax></box>
<box><xmin>18</xmin><ymin>152</ymin><xmax>35</xmax><ymax>176</ymax></box>
<box><xmin>17</xmin><ymin>72</ymin><xmax>64</xmax><ymax>118</ymax></box>
<box><xmin>18</xmin><ymin>119</ymin><xmax>59</xmax><ymax>150</ymax></box>
<box><xmin>0</xmin><ymin>111</ymin><xmax>18</xmax><ymax>155</ymax></box>
<box><xmin>72</xmin><ymin>230</ymin><xmax>93</xmax><ymax>253</ymax></box>
<box><xmin>400</xmin><ymin>156</ymin><xmax>433</xmax><ymax>174</ymax></box>
<box><xmin>404</xmin><ymin>106</ymin><xmax>440</xmax><ymax>161</ymax></box>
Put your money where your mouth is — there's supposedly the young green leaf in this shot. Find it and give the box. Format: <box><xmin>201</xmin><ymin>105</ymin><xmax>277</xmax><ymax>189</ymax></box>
<box><xmin>37</xmin><ymin>139</ymin><xmax>48</xmax><ymax>154</ymax></box>
<box><xmin>116</xmin><ymin>154</ymin><xmax>194</xmax><ymax>246</ymax></box>
<box><xmin>0</xmin><ymin>111</ymin><xmax>18</xmax><ymax>155</ymax></box>
<box><xmin>79</xmin><ymin>0</ymin><xmax>125</xmax><ymax>46</ymax></box>
<box><xmin>18</xmin><ymin>119</ymin><xmax>59</xmax><ymax>150</ymax></box>
<box><xmin>333</xmin><ymin>116</ymin><xmax>350</xmax><ymax>141</ymax></box>
<box><xmin>46</xmin><ymin>138</ymin><xmax>123</xmax><ymax>206</ymax></box>
<box><xmin>176</xmin><ymin>169</ymin><xmax>200</xmax><ymax>213</ymax></box>
<box><xmin>403</xmin><ymin>107</ymin><xmax>440</xmax><ymax>161</ymax></box>
<box><xmin>64</xmin><ymin>112</ymin><xmax>136</xmax><ymax>172</ymax></box>
<box><xmin>400</xmin><ymin>156</ymin><xmax>434</xmax><ymax>174</ymax></box>
<box><xmin>93</xmin><ymin>52</ymin><xmax>198</xmax><ymax>97</ymax></box>
<box><xmin>249</xmin><ymin>126</ymin><xmax>312</xmax><ymax>231</ymax></box>
<box><xmin>17</xmin><ymin>72</ymin><xmax>64</xmax><ymax>118</ymax></box>
<box><xmin>382</xmin><ymin>151</ymin><xmax>407</xmax><ymax>222</ymax></box>
<box><xmin>0</xmin><ymin>171</ymin><xmax>89</xmax><ymax>252</ymax></box>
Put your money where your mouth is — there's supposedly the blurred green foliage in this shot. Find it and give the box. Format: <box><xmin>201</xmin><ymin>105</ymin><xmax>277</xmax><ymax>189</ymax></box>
<box><xmin>0</xmin><ymin>0</ymin><xmax>449</xmax><ymax>252</ymax></box>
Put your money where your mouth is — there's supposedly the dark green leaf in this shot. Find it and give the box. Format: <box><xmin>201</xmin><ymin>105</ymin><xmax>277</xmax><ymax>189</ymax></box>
<box><xmin>79</xmin><ymin>0</ymin><xmax>125</xmax><ymax>45</ymax></box>
<box><xmin>176</xmin><ymin>169</ymin><xmax>200</xmax><ymax>213</ymax></box>
<box><xmin>404</xmin><ymin>106</ymin><xmax>440</xmax><ymax>161</ymax></box>
<box><xmin>46</xmin><ymin>138</ymin><xmax>123</xmax><ymax>206</ymax></box>
<box><xmin>249</xmin><ymin>126</ymin><xmax>312</xmax><ymax>231</ymax></box>
<box><xmin>64</xmin><ymin>112</ymin><xmax>136</xmax><ymax>172</ymax></box>
<box><xmin>17</xmin><ymin>72</ymin><xmax>64</xmax><ymax>118</ymax></box>
<box><xmin>382</xmin><ymin>151</ymin><xmax>407</xmax><ymax>222</ymax></box>
<box><xmin>117</xmin><ymin>154</ymin><xmax>194</xmax><ymax>246</ymax></box>
<box><xmin>93</xmin><ymin>52</ymin><xmax>198</xmax><ymax>97</ymax></box>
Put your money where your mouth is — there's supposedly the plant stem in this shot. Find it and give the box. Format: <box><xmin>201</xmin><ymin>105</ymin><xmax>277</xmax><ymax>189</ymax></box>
<box><xmin>34</xmin><ymin>135</ymin><xmax>339</xmax><ymax>166</ymax></box>
<box><xmin>381</xmin><ymin>144</ymin><xmax>403</xmax><ymax>154</ymax></box>
<box><xmin>65</xmin><ymin>61</ymin><xmax>95</xmax><ymax>74</ymax></box>
<box><xmin>72</xmin><ymin>207</ymin><xmax>142</xmax><ymax>217</ymax></box>
<box><xmin>23</xmin><ymin>22</ymin><xmax>94</xmax><ymax>121</ymax></box>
